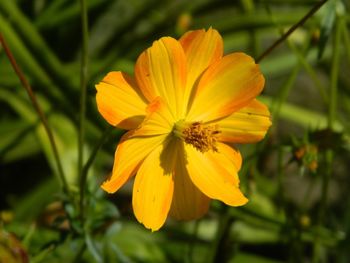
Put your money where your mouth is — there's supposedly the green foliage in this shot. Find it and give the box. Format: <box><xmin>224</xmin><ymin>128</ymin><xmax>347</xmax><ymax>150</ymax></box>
<box><xmin>1</xmin><ymin>0</ymin><xmax>350</xmax><ymax>262</ymax></box>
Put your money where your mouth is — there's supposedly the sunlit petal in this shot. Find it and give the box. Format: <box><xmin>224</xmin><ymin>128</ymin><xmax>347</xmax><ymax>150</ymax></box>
<box><xmin>185</xmin><ymin>143</ymin><xmax>247</xmax><ymax>206</ymax></box>
<box><xmin>101</xmin><ymin>133</ymin><xmax>168</xmax><ymax>193</ymax></box>
<box><xmin>96</xmin><ymin>71</ymin><xmax>147</xmax><ymax>130</ymax></box>
<box><xmin>132</xmin><ymin>141</ymin><xmax>176</xmax><ymax>231</ymax></box>
<box><xmin>135</xmin><ymin>37</ymin><xmax>187</xmax><ymax>118</ymax></box>
<box><xmin>187</xmin><ymin>53</ymin><xmax>264</xmax><ymax>122</ymax></box>
<box><xmin>217</xmin><ymin>99</ymin><xmax>271</xmax><ymax>143</ymax></box>
<box><xmin>179</xmin><ymin>28</ymin><xmax>223</xmax><ymax>108</ymax></box>
<box><xmin>131</xmin><ymin>97</ymin><xmax>174</xmax><ymax>137</ymax></box>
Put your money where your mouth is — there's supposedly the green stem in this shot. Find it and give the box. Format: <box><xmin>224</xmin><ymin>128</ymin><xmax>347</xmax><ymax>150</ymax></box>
<box><xmin>277</xmin><ymin>147</ymin><xmax>286</xmax><ymax>209</ymax></box>
<box><xmin>72</xmin><ymin>240</ymin><xmax>87</xmax><ymax>263</ymax></box>
<box><xmin>209</xmin><ymin>206</ymin><xmax>234</xmax><ymax>263</ymax></box>
<box><xmin>328</xmin><ymin>18</ymin><xmax>341</xmax><ymax>131</ymax></box>
<box><xmin>78</xmin><ymin>0</ymin><xmax>89</xmax><ymax>221</ymax></box>
<box><xmin>265</xmin><ymin>3</ymin><xmax>329</xmax><ymax>106</ymax></box>
<box><xmin>256</xmin><ymin>0</ymin><xmax>327</xmax><ymax>63</ymax></box>
<box><xmin>186</xmin><ymin>220</ymin><xmax>200</xmax><ymax>263</ymax></box>
<box><xmin>0</xmin><ymin>33</ymin><xmax>69</xmax><ymax>196</ymax></box>
<box><xmin>287</xmin><ymin>40</ymin><xmax>328</xmax><ymax>104</ymax></box>
<box><xmin>271</xmin><ymin>55</ymin><xmax>302</xmax><ymax>121</ymax></box>
<box><xmin>0</xmin><ymin>1</ymin><xmax>76</xmax><ymax>96</ymax></box>
<box><xmin>341</xmin><ymin>17</ymin><xmax>350</xmax><ymax>66</ymax></box>
<box><xmin>241</xmin><ymin>0</ymin><xmax>260</xmax><ymax>58</ymax></box>
<box><xmin>312</xmin><ymin>14</ymin><xmax>341</xmax><ymax>263</ymax></box>
<box><xmin>79</xmin><ymin>127</ymin><xmax>113</xmax><ymax>220</ymax></box>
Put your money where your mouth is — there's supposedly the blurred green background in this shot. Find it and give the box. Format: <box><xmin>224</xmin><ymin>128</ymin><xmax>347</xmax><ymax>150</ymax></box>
<box><xmin>1</xmin><ymin>0</ymin><xmax>350</xmax><ymax>262</ymax></box>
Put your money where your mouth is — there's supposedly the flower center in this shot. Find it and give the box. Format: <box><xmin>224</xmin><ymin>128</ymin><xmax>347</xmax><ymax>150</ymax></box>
<box><xmin>173</xmin><ymin>120</ymin><xmax>220</xmax><ymax>153</ymax></box>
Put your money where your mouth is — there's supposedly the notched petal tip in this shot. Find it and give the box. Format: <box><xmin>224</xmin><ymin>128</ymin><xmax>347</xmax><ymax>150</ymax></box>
<box><xmin>226</xmin><ymin>191</ymin><xmax>249</xmax><ymax>207</ymax></box>
<box><xmin>100</xmin><ymin>179</ymin><xmax>117</xmax><ymax>194</ymax></box>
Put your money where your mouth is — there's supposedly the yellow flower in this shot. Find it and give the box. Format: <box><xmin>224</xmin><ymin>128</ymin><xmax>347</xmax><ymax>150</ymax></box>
<box><xmin>96</xmin><ymin>28</ymin><xmax>271</xmax><ymax>231</ymax></box>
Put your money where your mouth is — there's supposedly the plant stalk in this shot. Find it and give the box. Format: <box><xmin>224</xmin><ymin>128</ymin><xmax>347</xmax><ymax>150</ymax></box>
<box><xmin>312</xmin><ymin>14</ymin><xmax>341</xmax><ymax>263</ymax></box>
<box><xmin>256</xmin><ymin>0</ymin><xmax>328</xmax><ymax>63</ymax></box>
<box><xmin>0</xmin><ymin>33</ymin><xmax>69</xmax><ymax>195</ymax></box>
<box><xmin>78</xmin><ymin>0</ymin><xmax>89</xmax><ymax>222</ymax></box>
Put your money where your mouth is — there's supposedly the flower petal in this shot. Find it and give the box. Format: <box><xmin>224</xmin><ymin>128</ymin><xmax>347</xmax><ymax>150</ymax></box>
<box><xmin>130</xmin><ymin>97</ymin><xmax>174</xmax><ymax>137</ymax></box>
<box><xmin>185</xmin><ymin>143</ymin><xmax>247</xmax><ymax>206</ymax></box>
<box><xmin>135</xmin><ymin>37</ymin><xmax>187</xmax><ymax>118</ymax></box>
<box><xmin>96</xmin><ymin>71</ymin><xmax>147</xmax><ymax>130</ymax></box>
<box><xmin>101</xmin><ymin>133</ymin><xmax>167</xmax><ymax>193</ymax></box>
<box><xmin>169</xmin><ymin>141</ymin><xmax>210</xmax><ymax>220</ymax></box>
<box><xmin>179</xmin><ymin>28</ymin><xmax>223</xmax><ymax>103</ymax></box>
<box><xmin>187</xmin><ymin>53</ymin><xmax>265</xmax><ymax>123</ymax></box>
<box><xmin>217</xmin><ymin>99</ymin><xmax>271</xmax><ymax>143</ymax></box>
<box><xmin>132</xmin><ymin>141</ymin><xmax>176</xmax><ymax>231</ymax></box>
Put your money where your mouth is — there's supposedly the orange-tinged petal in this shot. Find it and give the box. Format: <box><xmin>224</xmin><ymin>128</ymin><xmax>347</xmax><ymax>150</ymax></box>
<box><xmin>179</xmin><ymin>28</ymin><xmax>223</xmax><ymax>105</ymax></box>
<box><xmin>185</xmin><ymin>143</ymin><xmax>247</xmax><ymax>206</ymax></box>
<box><xmin>101</xmin><ymin>133</ymin><xmax>168</xmax><ymax>193</ymax></box>
<box><xmin>169</xmin><ymin>141</ymin><xmax>210</xmax><ymax>220</ymax></box>
<box><xmin>130</xmin><ymin>97</ymin><xmax>174</xmax><ymax>137</ymax></box>
<box><xmin>96</xmin><ymin>71</ymin><xmax>147</xmax><ymax>130</ymax></box>
<box><xmin>187</xmin><ymin>53</ymin><xmax>265</xmax><ymax>123</ymax></box>
<box><xmin>132</xmin><ymin>141</ymin><xmax>176</xmax><ymax>231</ymax></box>
<box><xmin>217</xmin><ymin>99</ymin><xmax>271</xmax><ymax>143</ymax></box>
<box><xmin>135</xmin><ymin>37</ymin><xmax>187</xmax><ymax>118</ymax></box>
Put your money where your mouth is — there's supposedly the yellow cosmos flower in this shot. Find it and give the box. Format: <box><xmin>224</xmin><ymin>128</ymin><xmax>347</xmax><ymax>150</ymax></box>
<box><xmin>96</xmin><ymin>28</ymin><xmax>271</xmax><ymax>231</ymax></box>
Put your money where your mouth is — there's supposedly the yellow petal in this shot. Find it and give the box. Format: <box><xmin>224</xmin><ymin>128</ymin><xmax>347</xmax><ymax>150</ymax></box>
<box><xmin>135</xmin><ymin>37</ymin><xmax>187</xmax><ymax>118</ymax></box>
<box><xmin>96</xmin><ymin>71</ymin><xmax>147</xmax><ymax>130</ymax></box>
<box><xmin>179</xmin><ymin>28</ymin><xmax>223</xmax><ymax>105</ymax></box>
<box><xmin>101</xmin><ymin>132</ymin><xmax>167</xmax><ymax>193</ymax></box>
<box><xmin>185</xmin><ymin>143</ymin><xmax>247</xmax><ymax>206</ymax></box>
<box><xmin>169</xmin><ymin>141</ymin><xmax>210</xmax><ymax>220</ymax></box>
<box><xmin>132</xmin><ymin>141</ymin><xmax>176</xmax><ymax>231</ymax></box>
<box><xmin>217</xmin><ymin>99</ymin><xmax>271</xmax><ymax>143</ymax></box>
<box><xmin>130</xmin><ymin>97</ymin><xmax>174</xmax><ymax>137</ymax></box>
<box><xmin>187</xmin><ymin>53</ymin><xmax>265</xmax><ymax>123</ymax></box>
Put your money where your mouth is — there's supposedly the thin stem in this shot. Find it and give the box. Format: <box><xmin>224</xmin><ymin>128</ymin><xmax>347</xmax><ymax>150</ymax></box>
<box><xmin>320</xmin><ymin>13</ymin><xmax>341</xmax><ymax>223</ymax></box>
<box><xmin>286</xmin><ymin>40</ymin><xmax>328</xmax><ymax>104</ymax></box>
<box><xmin>341</xmin><ymin>17</ymin><xmax>350</xmax><ymax>66</ymax></box>
<box><xmin>327</xmin><ymin>18</ymin><xmax>341</xmax><ymax>131</ymax></box>
<box><xmin>0</xmin><ymin>33</ymin><xmax>69</xmax><ymax>195</ymax></box>
<box><xmin>79</xmin><ymin>127</ymin><xmax>113</xmax><ymax>219</ymax></box>
<box><xmin>186</xmin><ymin>220</ymin><xmax>200</xmax><ymax>263</ymax></box>
<box><xmin>264</xmin><ymin>3</ymin><xmax>329</xmax><ymax>106</ymax></box>
<box><xmin>277</xmin><ymin>147</ymin><xmax>286</xmax><ymax>209</ymax></box>
<box><xmin>312</xmin><ymin>14</ymin><xmax>341</xmax><ymax>263</ymax></box>
<box><xmin>256</xmin><ymin>0</ymin><xmax>328</xmax><ymax>63</ymax></box>
<box><xmin>209</xmin><ymin>206</ymin><xmax>234</xmax><ymax>263</ymax></box>
<box><xmin>241</xmin><ymin>0</ymin><xmax>260</xmax><ymax>58</ymax></box>
<box><xmin>78</xmin><ymin>0</ymin><xmax>89</xmax><ymax>221</ymax></box>
<box><xmin>72</xmin><ymin>240</ymin><xmax>87</xmax><ymax>263</ymax></box>
<box><xmin>271</xmin><ymin>55</ymin><xmax>301</xmax><ymax>121</ymax></box>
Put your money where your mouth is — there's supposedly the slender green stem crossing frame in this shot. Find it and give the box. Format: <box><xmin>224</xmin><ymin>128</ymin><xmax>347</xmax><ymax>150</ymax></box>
<box><xmin>78</xmin><ymin>0</ymin><xmax>89</xmax><ymax>222</ymax></box>
<box><xmin>256</xmin><ymin>0</ymin><xmax>328</xmax><ymax>63</ymax></box>
<box><xmin>0</xmin><ymin>33</ymin><xmax>70</xmax><ymax>196</ymax></box>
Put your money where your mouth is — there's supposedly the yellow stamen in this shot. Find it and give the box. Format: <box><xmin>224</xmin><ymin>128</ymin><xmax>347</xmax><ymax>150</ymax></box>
<box><xmin>173</xmin><ymin>120</ymin><xmax>220</xmax><ymax>152</ymax></box>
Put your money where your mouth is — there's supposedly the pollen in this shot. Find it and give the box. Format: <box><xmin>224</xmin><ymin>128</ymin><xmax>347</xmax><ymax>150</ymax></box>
<box><xmin>174</xmin><ymin>121</ymin><xmax>220</xmax><ymax>153</ymax></box>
